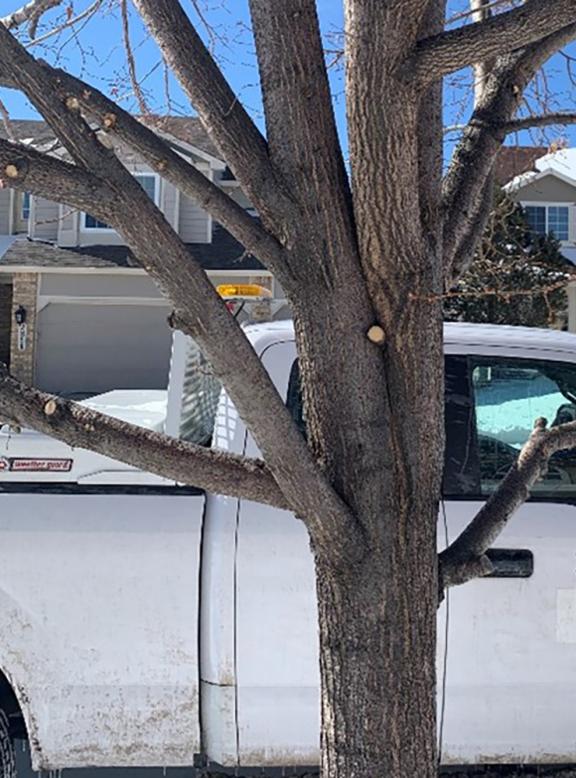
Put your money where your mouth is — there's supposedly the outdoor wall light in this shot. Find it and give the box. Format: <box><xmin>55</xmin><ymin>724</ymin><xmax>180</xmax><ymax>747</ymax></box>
<box><xmin>14</xmin><ymin>306</ymin><xmax>27</xmax><ymax>326</ymax></box>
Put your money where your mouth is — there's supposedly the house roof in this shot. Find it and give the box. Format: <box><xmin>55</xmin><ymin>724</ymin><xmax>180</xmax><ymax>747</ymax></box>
<box><xmin>0</xmin><ymin>225</ymin><xmax>264</xmax><ymax>272</ymax></box>
<box><xmin>141</xmin><ymin>116</ymin><xmax>220</xmax><ymax>159</ymax></box>
<box><xmin>0</xmin><ymin>116</ymin><xmax>221</xmax><ymax>160</ymax></box>
<box><xmin>494</xmin><ymin>146</ymin><xmax>549</xmax><ymax>186</ymax></box>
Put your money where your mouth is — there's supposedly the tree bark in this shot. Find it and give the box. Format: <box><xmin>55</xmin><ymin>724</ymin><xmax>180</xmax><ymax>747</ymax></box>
<box><xmin>316</xmin><ymin>537</ymin><xmax>437</xmax><ymax>778</ymax></box>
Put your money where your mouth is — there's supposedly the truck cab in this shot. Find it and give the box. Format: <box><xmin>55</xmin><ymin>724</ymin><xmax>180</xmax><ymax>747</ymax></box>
<box><xmin>1</xmin><ymin>321</ymin><xmax>576</xmax><ymax>772</ymax></box>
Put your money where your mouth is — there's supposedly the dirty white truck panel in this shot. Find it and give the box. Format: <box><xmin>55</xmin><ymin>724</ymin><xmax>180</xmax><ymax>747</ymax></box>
<box><xmin>1</xmin><ymin>322</ymin><xmax>576</xmax><ymax>769</ymax></box>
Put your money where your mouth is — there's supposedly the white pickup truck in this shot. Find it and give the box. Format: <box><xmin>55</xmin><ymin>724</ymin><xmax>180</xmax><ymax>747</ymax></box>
<box><xmin>2</xmin><ymin>320</ymin><xmax>576</xmax><ymax>774</ymax></box>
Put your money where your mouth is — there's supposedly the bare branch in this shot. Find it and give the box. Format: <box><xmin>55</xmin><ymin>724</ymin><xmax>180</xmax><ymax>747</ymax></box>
<box><xmin>470</xmin><ymin>0</ymin><xmax>493</xmax><ymax>106</ymax></box>
<box><xmin>0</xmin><ymin>366</ymin><xmax>288</xmax><ymax>509</ymax></box>
<box><xmin>25</xmin><ymin>0</ymin><xmax>102</xmax><ymax>48</ymax></box>
<box><xmin>503</xmin><ymin>111</ymin><xmax>576</xmax><ymax>133</ymax></box>
<box><xmin>0</xmin><ymin>24</ymin><xmax>363</xmax><ymax>564</ymax></box>
<box><xmin>37</xmin><ymin>65</ymin><xmax>288</xmax><ymax>277</ymax></box>
<box><xmin>448</xmin><ymin>174</ymin><xmax>493</xmax><ymax>281</ymax></box>
<box><xmin>0</xmin><ymin>136</ymin><xmax>115</xmax><ymax>220</ymax></box>
<box><xmin>248</xmin><ymin>0</ymin><xmax>356</xmax><ymax>283</ymax></box>
<box><xmin>408</xmin><ymin>1</ymin><xmax>576</xmax><ymax>85</ymax></box>
<box><xmin>1</xmin><ymin>0</ymin><xmax>62</xmax><ymax>34</ymax></box>
<box><xmin>440</xmin><ymin>417</ymin><xmax>576</xmax><ymax>588</ymax></box>
<box><xmin>133</xmin><ymin>0</ymin><xmax>295</xmax><ymax>232</ymax></box>
<box><xmin>443</xmin><ymin>23</ymin><xmax>576</xmax><ymax>282</ymax></box>
<box><xmin>417</xmin><ymin>0</ymin><xmax>445</xmax><ymax>241</ymax></box>
<box><xmin>120</xmin><ymin>0</ymin><xmax>148</xmax><ymax>115</ymax></box>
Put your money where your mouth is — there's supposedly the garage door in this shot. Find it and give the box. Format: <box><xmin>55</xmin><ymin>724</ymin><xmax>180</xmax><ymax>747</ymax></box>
<box><xmin>36</xmin><ymin>303</ymin><xmax>173</xmax><ymax>396</ymax></box>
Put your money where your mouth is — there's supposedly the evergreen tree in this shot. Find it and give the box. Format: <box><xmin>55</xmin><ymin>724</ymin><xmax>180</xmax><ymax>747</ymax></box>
<box><xmin>444</xmin><ymin>189</ymin><xmax>574</xmax><ymax>328</ymax></box>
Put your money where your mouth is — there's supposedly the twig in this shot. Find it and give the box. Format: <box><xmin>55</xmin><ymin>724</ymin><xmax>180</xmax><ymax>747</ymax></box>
<box><xmin>120</xmin><ymin>0</ymin><xmax>148</xmax><ymax>115</ymax></box>
<box><xmin>25</xmin><ymin>0</ymin><xmax>102</xmax><ymax>48</ymax></box>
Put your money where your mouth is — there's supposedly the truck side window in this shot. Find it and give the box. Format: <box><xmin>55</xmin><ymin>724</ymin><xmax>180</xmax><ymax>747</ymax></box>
<box><xmin>287</xmin><ymin>357</ymin><xmax>476</xmax><ymax>495</ymax></box>
<box><xmin>470</xmin><ymin>357</ymin><xmax>576</xmax><ymax>498</ymax></box>
<box><xmin>444</xmin><ymin>356</ymin><xmax>481</xmax><ymax>497</ymax></box>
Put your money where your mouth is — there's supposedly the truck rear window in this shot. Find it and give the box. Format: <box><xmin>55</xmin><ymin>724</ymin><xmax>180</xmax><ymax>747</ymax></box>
<box><xmin>179</xmin><ymin>340</ymin><xmax>222</xmax><ymax>446</ymax></box>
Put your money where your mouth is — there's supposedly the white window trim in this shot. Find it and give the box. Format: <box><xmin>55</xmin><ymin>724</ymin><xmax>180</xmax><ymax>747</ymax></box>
<box><xmin>81</xmin><ymin>172</ymin><xmax>161</xmax><ymax>232</ymax></box>
<box><xmin>520</xmin><ymin>200</ymin><xmax>576</xmax><ymax>245</ymax></box>
<box><xmin>21</xmin><ymin>192</ymin><xmax>31</xmax><ymax>221</ymax></box>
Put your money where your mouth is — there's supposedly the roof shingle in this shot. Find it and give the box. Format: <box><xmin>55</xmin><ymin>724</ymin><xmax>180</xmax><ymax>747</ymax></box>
<box><xmin>0</xmin><ymin>225</ymin><xmax>264</xmax><ymax>272</ymax></box>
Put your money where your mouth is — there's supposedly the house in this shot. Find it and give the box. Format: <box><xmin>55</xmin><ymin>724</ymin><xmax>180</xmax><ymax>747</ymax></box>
<box><xmin>0</xmin><ymin>119</ymin><xmax>274</xmax><ymax>397</ymax></box>
<box><xmin>501</xmin><ymin>145</ymin><xmax>576</xmax><ymax>331</ymax></box>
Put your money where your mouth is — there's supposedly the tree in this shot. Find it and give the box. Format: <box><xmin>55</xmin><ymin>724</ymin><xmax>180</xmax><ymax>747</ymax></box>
<box><xmin>444</xmin><ymin>190</ymin><xmax>575</xmax><ymax>327</ymax></box>
<box><xmin>1</xmin><ymin>2</ymin><xmax>576</xmax><ymax>777</ymax></box>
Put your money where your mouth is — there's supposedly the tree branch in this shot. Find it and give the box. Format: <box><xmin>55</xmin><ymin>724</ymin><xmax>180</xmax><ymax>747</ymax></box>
<box><xmin>409</xmin><ymin>2</ymin><xmax>576</xmax><ymax>85</ymax></box>
<box><xmin>132</xmin><ymin>0</ymin><xmax>295</xmax><ymax>234</ymax></box>
<box><xmin>443</xmin><ymin>22</ymin><xmax>576</xmax><ymax>283</ymax></box>
<box><xmin>23</xmin><ymin>64</ymin><xmax>288</xmax><ymax>278</ymax></box>
<box><xmin>0</xmin><ymin>24</ymin><xmax>364</xmax><ymax>564</ymax></box>
<box><xmin>247</xmin><ymin>0</ymin><xmax>357</xmax><ymax>285</ymax></box>
<box><xmin>417</xmin><ymin>0</ymin><xmax>445</xmax><ymax>244</ymax></box>
<box><xmin>440</xmin><ymin>417</ymin><xmax>576</xmax><ymax>589</ymax></box>
<box><xmin>0</xmin><ymin>366</ymin><xmax>288</xmax><ymax>509</ymax></box>
<box><xmin>0</xmin><ymin>136</ymin><xmax>115</xmax><ymax>220</ymax></box>
<box><xmin>1</xmin><ymin>0</ymin><xmax>62</xmax><ymax>35</ymax></box>
<box><xmin>503</xmin><ymin>111</ymin><xmax>576</xmax><ymax>133</ymax></box>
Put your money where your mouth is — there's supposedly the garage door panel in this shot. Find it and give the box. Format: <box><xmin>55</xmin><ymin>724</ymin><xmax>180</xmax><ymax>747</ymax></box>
<box><xmin>36</xmin><ymin>303</ymin><xmax>172</xmax><ymax>395</ymax></box>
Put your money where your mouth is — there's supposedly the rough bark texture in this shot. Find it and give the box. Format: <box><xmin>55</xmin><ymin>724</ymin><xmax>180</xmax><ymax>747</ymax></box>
<box><xmin>0</xmin><ymin>3</ymin><xmax>576</xmax><ymax>778</ymax></box>
<box><xmin>317</xmin><ymin>556</ymin><xmax>436</xmax><ymax>778</ymax></box>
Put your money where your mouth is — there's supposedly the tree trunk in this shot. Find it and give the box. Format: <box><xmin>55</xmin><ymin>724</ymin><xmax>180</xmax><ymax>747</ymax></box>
<box><xmin>316</xmin><ymin>528</ymin><xmax>438</xmax><ymax>778</ymax></box>
<box><xmin>291</xmin><ymin>244</ymin><xmax>443</xmax><ymax>778</ymax></box>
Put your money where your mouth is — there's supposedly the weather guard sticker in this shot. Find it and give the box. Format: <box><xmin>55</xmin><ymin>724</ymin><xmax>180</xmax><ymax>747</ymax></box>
<box><xmin>0</xmin><ymin>457</ymin><xmax>73</xmax><ymax>473</ymax></box>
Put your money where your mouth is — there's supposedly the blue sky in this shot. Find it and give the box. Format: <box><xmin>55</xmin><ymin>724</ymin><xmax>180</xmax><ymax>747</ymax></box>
<box><xmin>1</xmin><ymin>0</ymin><xmax>575</xmax><ymax>159</ymax></box>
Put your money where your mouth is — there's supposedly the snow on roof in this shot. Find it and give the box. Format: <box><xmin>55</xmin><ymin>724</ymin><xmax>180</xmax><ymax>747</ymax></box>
<box><xmin>535</xmin><ymin>147</ymin><xmax>576</xmax><ymax>178</ymax></box>
<box><xmin>505</xmin><ymin>147</ymin><xmax>576</xmax><ymax>193</ymax></box>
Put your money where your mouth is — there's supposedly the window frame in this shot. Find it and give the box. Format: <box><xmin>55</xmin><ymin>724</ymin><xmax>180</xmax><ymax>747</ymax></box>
<box><xmin>21</xmin><ymin>192</ymin><xmax>31</xmax><ymax>221</ymax></box>
<box><xmin>81</xmin><ymin>172</ymin><xmax>161</xmax><ymax>232</ymax></box>
<box><xmin>287</xmin><ymin>352</ymin><xmax>576</xmax><ymax>505</ymax></box>
<box><xmin>449</xmin><ymin>353</ymin><xmax>576</xmax><ymax>504</ymax></box>
<box><xmin>521</xmin><ymin>201</ymin><xmax>574</xmax><ymax>244</ymax></box>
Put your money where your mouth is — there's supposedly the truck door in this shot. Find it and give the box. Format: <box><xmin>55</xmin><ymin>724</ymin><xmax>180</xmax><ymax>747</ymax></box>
<box><xmin>234</xmin><ymin>339</ymin><xmax>449</xmax><ymax>768</ymax></box>
<box><xmin>441</xmin><ymin>352</ymin><xmax>576</xmax><ymax>766</ymax></box>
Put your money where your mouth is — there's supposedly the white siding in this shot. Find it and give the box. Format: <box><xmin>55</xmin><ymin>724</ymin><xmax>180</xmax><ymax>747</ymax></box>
<box><xmin>39</xmin><ymin>273</ymin><xmax>163</xmax><ymax>299</ymax></box>
<box><xmin>0</xmin><ymin>188</ymin><xmax>11</xmax><ymax>233</ymax></box>
<box><xmin>30</xmin><ymin>197</ymin><xmax>59</xmax><ymax>242</ymax></box>
<box><xmin>57</xmin><ymin>205</ymin><xmax>79</xmax><ymax>247</ymax></box>
<box><xmin>162</xmin><ymin>180</ymin><xmax>180</xmax><ymax>231</ymax></box>
<box><xmin>178</xmin><ymin>194</ymin><xmax>211</xmax><ymax>243</ymax></box>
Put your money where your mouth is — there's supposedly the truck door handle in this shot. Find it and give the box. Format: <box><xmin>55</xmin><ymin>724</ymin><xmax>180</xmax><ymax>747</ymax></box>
<box><xmin>484</xmin><ymin>548</ymin><xmax>533</xmax><ymax>578</ymax></box>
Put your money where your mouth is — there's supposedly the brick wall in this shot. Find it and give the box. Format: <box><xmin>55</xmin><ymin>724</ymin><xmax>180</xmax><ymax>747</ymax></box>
<box><xmin>10</xmin><ymin>273</ymin><xmax>38</xmax><ymax>385</ymax></box>
<box><xmin>0</xmin><ymin>282</ymin><xmax>13</xmax><ymax>367</ymax></box>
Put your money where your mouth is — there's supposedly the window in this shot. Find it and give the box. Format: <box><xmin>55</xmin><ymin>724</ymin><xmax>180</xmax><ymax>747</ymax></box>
<box><xmin>524</xmin><ymin>204</ymin><xmax>570</xmax><ymax>242</ymax></box>
<box><xmin>21</xmin><ymin>192</ymin><xmax>30</xmax><ymax>221</ymax></box>
<box><xmin>471</xmin><ymin>357</ymin><xmax>576</xmax><ymax>498</ymax></box>
<box><xmin>83</xmin><ymin>174</ymin><xmax>158</xmax><ymax>230</ymax></box>
<box><xmin>287</xmin><ymin>356</ymin><xmax>576</xmax><ymax>502</ymax></box>
<box><xmin>178</xmin><ymin>339</ymin><xmax>221</xmax><ymax>446</ymax></box>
